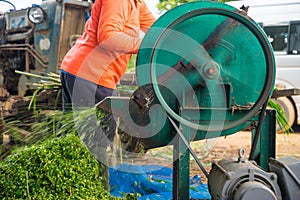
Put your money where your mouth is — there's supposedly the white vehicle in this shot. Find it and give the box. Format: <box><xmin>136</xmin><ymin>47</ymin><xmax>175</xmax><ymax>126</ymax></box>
<box><xmin>227</xmin><ymin>0</ymin><xmax>300</xmax><ymax>128</ymax></box>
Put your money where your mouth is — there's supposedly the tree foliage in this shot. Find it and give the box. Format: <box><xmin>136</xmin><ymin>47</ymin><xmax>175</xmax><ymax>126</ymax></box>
<box><xmin>157</xmin><ymin>0</ymin><xmax>232</xmax><ymax>11</ymax></box>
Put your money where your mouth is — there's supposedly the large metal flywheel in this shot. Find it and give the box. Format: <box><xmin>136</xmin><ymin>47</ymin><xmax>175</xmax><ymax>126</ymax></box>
<box><xmin>136</xmin><ymin>1</ymin><xmax>275</xmax><ymax>132</ymax></box>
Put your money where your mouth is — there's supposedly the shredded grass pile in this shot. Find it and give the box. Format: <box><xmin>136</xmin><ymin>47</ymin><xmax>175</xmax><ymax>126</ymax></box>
<box><xmin>0</xmin><ymin>133</ymin><xmax>122</xmax><ymax>199</ymax></box>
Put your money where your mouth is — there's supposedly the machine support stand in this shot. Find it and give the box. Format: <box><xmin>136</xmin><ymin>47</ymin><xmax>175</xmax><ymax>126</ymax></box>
<box><xmin>169</xmin><ymin>114</ymin><xmax>209</xmax><ymax>199</ymax></box>
<box><xmin>249</xmin><ymin>101</ymin><xmax>268</xmax><ymax>160</ymax></box>
<box><xmin>250</xmin><ymin>109</ymin><xmax>277</xmax><ymax>169</ymax></box>
<box><xmin>173</xmin><ymin>125</ymin><xmax>191</xmax><ymax>200</ymax></box>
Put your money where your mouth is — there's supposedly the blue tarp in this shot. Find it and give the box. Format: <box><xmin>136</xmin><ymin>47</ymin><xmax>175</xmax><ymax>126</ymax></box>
<box><xmin>109</xmin><ymin>164</ymin><xmax>211</xmax><ymax>199</ymax></box>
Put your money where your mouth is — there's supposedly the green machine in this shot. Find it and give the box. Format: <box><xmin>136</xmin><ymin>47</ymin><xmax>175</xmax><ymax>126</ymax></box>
<box><xmin>99</xmin><ymin>1</ymin><xmax>287</xmax><ymax>199</ymax></box>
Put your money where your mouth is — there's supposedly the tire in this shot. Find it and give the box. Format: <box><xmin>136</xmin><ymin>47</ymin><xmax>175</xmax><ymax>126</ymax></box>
<box><xmin>273</xmin><ymin>97</ymin><xmax>296</xmax><ymax>131</ymax></box>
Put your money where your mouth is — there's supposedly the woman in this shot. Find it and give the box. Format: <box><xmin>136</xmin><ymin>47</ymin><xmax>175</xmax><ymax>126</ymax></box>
<box><xmin>60</xmin><ymin>0</ymin><xmax>156</xmax><ymax>190</ymax></box>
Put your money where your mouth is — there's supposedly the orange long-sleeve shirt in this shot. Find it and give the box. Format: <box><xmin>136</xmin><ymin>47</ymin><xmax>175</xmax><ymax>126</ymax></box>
<box><xmin>60</xmin><ymin>0</ymin><xmax>155</xmax><ymax>89</ymax></box>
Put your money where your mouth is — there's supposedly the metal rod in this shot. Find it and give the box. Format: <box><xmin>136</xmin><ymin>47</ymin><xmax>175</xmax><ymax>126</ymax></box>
<box><xmin>167</xmin><ymin>115</ymin><xmax>209</xmax><ymax>178</ymax></box>
<box><xmin>0</xmin><ymin>0</ymin><xmax>16</xmax><ymax>10</ymax></box>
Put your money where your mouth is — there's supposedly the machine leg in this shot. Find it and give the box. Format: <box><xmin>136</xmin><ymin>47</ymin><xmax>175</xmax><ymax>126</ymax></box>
<box><xmin>173</xmin><ymin>128</ymin><xmax>191</xmax><ymax>200</ymax></box>
<box><xmin>251</xmin><ymin>109</ymin><xmax>276</xmax><ymax>170</ymax></box>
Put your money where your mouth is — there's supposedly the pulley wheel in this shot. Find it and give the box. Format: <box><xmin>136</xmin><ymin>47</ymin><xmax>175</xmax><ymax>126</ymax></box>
<box><xmin>136</xmin><ymin>1</ymin><xmax>275</xmax><ymax>131</ymax></box>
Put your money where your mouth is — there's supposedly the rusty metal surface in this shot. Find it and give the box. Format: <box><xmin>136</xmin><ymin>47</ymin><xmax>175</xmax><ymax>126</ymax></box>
<box><xmin>272</xmin><ymin>88</ymin><xmax>300</xmax><ymax>98</ymax></box>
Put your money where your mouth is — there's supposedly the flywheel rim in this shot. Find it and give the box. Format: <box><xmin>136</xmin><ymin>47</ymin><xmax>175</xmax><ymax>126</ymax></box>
<box><xmin>147</xmin><ymin>5</ymin><xmax>275</xmax><ymax>131</ymax></box>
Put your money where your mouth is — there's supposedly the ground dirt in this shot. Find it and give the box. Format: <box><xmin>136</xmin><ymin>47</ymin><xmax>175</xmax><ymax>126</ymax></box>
<box><xmin>141</xmin><ymin>127</ymin><xmax>300</xmax><ymax>184</ymax></box>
